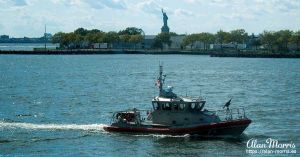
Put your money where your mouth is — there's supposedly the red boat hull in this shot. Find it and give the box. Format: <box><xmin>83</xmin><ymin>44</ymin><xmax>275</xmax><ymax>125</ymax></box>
<box><xmin>103</xmin><ymin>119</ymin><xmax>251</xmax><ymax>136</ymax></box>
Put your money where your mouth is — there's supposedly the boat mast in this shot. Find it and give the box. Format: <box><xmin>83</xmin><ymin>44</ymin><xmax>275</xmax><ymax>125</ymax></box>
<box><xmin>158</xmin><ymin>64</ymin><xmax>163</xmax><ymax>96</ymax></box>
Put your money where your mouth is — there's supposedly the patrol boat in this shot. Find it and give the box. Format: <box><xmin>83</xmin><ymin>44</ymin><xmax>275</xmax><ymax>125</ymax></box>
<box><xmin>104</xmin><ymin>65</ymin><xmax>251</xmax><ymax>136</ymax></box>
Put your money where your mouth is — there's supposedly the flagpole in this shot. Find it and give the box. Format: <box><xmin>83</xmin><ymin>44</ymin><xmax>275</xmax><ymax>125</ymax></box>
<box><xmin>44</xmin><ymin>24</ymin><xmax>47</xmax><ymax>50</ymax></box>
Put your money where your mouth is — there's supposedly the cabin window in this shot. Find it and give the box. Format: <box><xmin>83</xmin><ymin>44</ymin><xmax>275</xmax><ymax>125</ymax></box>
<box><xmin>161</xmin><ymin>103</ymin><xmax>165</xmax><ymax>110</ymax></box>
<box><xmin>173</xmin><ymin>103</ymin><xmax>179</xmax><ymax>110</ymax></box>
<box><xmin>198</xmin><ymin>102</ymin><xmax>204</xmax><ymax>111</ymax></box>
<box><xmin>191</xmin><ymin>103</ymin><xmax>196</xmax><ymax>109</ymax></box>
<box><xmin>162</xmin><ymin>103</ymin><xmax>171</xmax><ymax>110</ymax></box>
<box><xmin>195</xmin><ymin>103</ymin><xmax>201</xmax><ymax>110</ymax></box>
<box><xmin>160</xmin><ymin>103</ymin><xmax>165</xmax><ymax>110</ymax></box>
<box><xmin>153</xmin><ymin>102</ymin><xmax>159</xmax><ymax>110</ymax></box>
<box><xmin>165</xmin><ymin>103</ymin><xmax>171</xmax><ymax>110</ymax></box>
<box><xmin>179</xmin><ymin>104</ymin><xmax>185</xmax><ymax>110</ymax></box>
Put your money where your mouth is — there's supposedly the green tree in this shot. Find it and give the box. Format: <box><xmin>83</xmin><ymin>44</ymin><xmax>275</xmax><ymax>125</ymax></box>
<box><xmin>250</xmin><ymin>35</ymin><xmax>261</xmax><ymax>50</ymax></box>
<box><xmin>216</xmin><ymin>30</ymin><xmax>231</xmax><ymax>45</ymax></box>
<box><xmin>64</xmin><ymin>32</ymin><xmax>82</xmax><ymax>48</ymax></box>
<box><xmin>74</xmin><ymin>28</ymin><xmax>88</xmax><ymax>36</ymax></box>
<box><xmin>198</xmin><ymin>33</ymin><xmax>215</xmax><ymax>50</ymax></box>
<box><xmin>230</xmin><ymin>29</ymin><xmax>248</xmax><ymax>44</ymax></box>
<box><xmin>118</xmin><ymin>27</ymin><xmax>144</xmax><ymax>35</ymax></box>
<box><xmin>182</xmin><ymin>34</ymin><xmax>198</xmax><ymax>47</ymax></box>
<box><xmin>85</xmin><ymin>31</ymin><xmax>105</xmax><ymax>43</ymax></box>
<box><xmin>290</xmin><ymin>31</ymin><xmax>300</xmax><ymax>51</ymax></box>
<box><xmin>159</xmin><ymin>33</ymin><xmax>171</xmax><ymax>45</ymax></box>
<box><xmin>275</xmin><ymin>30</ymin><xmax>292</xmax><ymax>51</ymax></box>
<box><xmin>153</xmin><ymin>33</ymin><xmax>171</xmax><ymax>50</ymax></box>
<box><xmin>153</xmin><ymin>37</ymin><xmax>163</xmax><ymax>50</ymax></box>
<box><xmin>129</xmin><ymin>34</ymin><xmax>144</xmax><ymax>50</ymax></box>
<box><xmin>89</xmin><ymin>29</ymin><xmax>101</xmax><ymax>34</ymax></box>
<box><xmin>60</xmin><ymin>33</ymin><xmax>73</xmax><ymax>48</ymax></box>
<box><xmin>103</xmin><ymin>31</ymin><xmax>119</xmax><ymax>45</ymax></box>
<box><xmin>119</xmin><ymin>34</ymin><xmax>131</xmax><ymax>43</ymax></box>
<box><xmin>260</xmin><ymin>31</ymin><xmax>276</xmax><ymax>51</ymax></box>
<box><xmin>52</xmin><ymin>32</ymin><xmax>66</xmax><ymax>47</ymax></box>
<box><xmin>182</xmin><ymin>33</ymin><xmax>215</xmax><ymax>50</ymax></box>
<box><xmin>169</xmin><ymin>32</ymin><xmax>178</xmax><ymax>36</ymax></box>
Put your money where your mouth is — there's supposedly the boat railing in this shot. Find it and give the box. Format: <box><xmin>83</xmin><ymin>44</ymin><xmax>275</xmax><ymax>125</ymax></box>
<box><xmin>138</xmin><ymin>109</ymin><xmax>154</xmax><ymax>122</ymax></box>
<box><xmin>111</xmin><ymin>109</ymin><xmax>153</xmax><ymax>124</ymax></box>
<box><xmin>216</xmin><ymin>107</ymin><xmax>247</xmax><ymax>122</ymax></box>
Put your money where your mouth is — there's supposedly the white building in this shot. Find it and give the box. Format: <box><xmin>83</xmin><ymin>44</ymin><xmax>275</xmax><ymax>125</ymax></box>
<box><xmin>142</xmin><ymin>35</ymin><xmax>156</xmax><ymax>49</ymax></box>
<box><xmin>186</xmin><ymin>41</ymin><xmax>205</xmax><ymax>50</ymax></box>
<box><xmin>170</xmin><ymin>35</ymin><xmax>185</xmax><ymax>50</ymax></box>
<box><xmin>210</xmin><ymin>43</ymin><xmax>247</xmax><ymax>50</ymax></box>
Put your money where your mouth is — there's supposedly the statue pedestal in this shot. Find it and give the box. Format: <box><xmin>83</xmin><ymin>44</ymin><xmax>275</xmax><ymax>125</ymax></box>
<box><xmin>161</xmin><ymin>25</ymin><xmax>169</xmax><ymax>33</ymax></box>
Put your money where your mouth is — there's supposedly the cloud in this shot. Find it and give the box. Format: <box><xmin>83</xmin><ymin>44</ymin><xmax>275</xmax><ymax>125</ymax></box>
<box><xmin>204</xmin><ymin>0</ymin><xmax>300</xmax><ymax>14</ymax></box>
<box><xmin>136</xmin><ymin>0</ymin><xmax>162</xmax><ymax>16</ymax></box>
<box><xmin>50</xmin><ymin>0</ymin><xmax>91</xmax><ymax>7</ymax></box>
<box><xmin>1</xmin><ymin>0</ymin><xmax>300</xmax><ymax>37</ymax></box>
<box><xmin>101</xmin><ymin>0</ymin><xmax>127</xmax><ymax>10</ymax></box>
<box><xmin>0</xmin><ymin>23</ymin><xmax>3</xmax><ymax>30</ymax></box>
<box><xmin>50</xmin><ymin>0</ymin><xmax>127</xmax><ymax>9</ymax></box>
<box><xmin>12</xmin><ymin>0</ymin><xmax>27</xmax><ymax>6</ymax></box>
<box><xmin>173</xmin><ymin>8</ymin><xmax>194</xmax><ymax>17</ymax></box>
<box><xmin>254</xmin><ymin>0</ymin><xmax>300</xmax><ymax>13</ymax></box>
<box><xmin>184</xmin><ymin>0</ymin><xmax>196</xmax><ymax>3</ymax></box>
<box><xmin>221</xmin><ymin>13</ymin><xmax>255</xmax><ymax>21</ymax></box>
<box><xmin>0</xmin><ymin>0</ymin><xmax>28</xmax><ymax>9</ymax></box>
<box><xmin>181</xmin><ymin>0</ymin><xmax>300</xmax><ymax>22</ymax></box>
<box><xmin>83</xmin><ymin>0</ymin><xmax>127</xmax><ymax>10</ymax></box>
<box><xmin>84</xmin><ymin>0</ymin><xmax>104</xmax><ymax>9</ymax></box>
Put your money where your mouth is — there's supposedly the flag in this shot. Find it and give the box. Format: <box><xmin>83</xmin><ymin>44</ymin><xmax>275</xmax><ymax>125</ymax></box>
<box><xmin>223</xmin><ymin>99</ymin><xmax>232</xmax><ymax>109</ymax></box>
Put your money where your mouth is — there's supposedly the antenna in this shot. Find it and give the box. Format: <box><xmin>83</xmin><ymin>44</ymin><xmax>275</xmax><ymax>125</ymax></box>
<box><xmin>44</xmin><ymin>24</ymin><xmax>47</xmax><ymax>50</ymax></box>
<box><xmin>185</xmin><ymin>87</ymin><xmax>188</xmax><ymax>97</ymax></box>
<box><xmin>158</xmin><ymin>63</ymin><xmax>163</xmax><ymax>96</ymax></box>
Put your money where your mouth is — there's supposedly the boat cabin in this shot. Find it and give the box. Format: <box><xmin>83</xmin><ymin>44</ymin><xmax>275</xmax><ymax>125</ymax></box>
<box><xmin>147</xmin><ymin>65</ymin><xmax>219</xmax><ymax>126</ymax></box>
<box><xmin>150</xmin><ymin>95</ymin><xmax>214</xmax><ymax>126</ymax></box>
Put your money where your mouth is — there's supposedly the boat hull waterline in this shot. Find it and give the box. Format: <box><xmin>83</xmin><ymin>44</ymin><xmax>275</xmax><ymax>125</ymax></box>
<box><xmin>104</xmin><ymin>119</ymin><xmax>251</xmax><ymax>136</ymax></box>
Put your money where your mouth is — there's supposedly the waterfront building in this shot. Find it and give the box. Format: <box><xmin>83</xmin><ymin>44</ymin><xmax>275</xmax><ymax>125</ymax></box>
<box><xmin>0</xmin><ymin>35</ymin><xmax>10</xmax><ymax>42</ymax></box>
<box><xmin>142</xmin><ymin>35</ymin><xmax>156</xmax><ymax>49</ymax></box>
<box><xmin>209</xmin><ymin>43</ymin><xmax>247</xmax><ymax>50</ymax></box>
<box><xmin>185</xmin><ymin>41</ymin><xmax>205</xmax><ymax>50</ymax></box>
<box><xmin>170</xmin><ymin>35</ymin><xmax>185</xmax><ymax>50</ymax></box>
<box><xmin>0</xmin><ymin>35</ymin><xmax>9</xmax><ymax>39</ymax></box>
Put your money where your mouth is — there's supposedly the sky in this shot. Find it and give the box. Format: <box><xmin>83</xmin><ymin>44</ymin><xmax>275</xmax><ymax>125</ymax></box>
<box><xmin>0</xmin><ymin>0</ymin><xmax>300</xmax><ymax>37</ymax></box>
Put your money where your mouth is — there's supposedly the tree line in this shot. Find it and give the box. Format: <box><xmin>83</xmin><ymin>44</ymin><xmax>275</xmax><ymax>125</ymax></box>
<box><xmin>52</xmin><ymin>27</ymin><xmax>144</xmax><ymax>49</ymax></box>
<box><xmin>182</xmin><ymin>29</ymin><xmax>300</xmax><ymax>51</ymax></box>
<box><xmin>52</xmin><ymin>27</ymin><xmax>300</xmax><ymax>51</ymax></box>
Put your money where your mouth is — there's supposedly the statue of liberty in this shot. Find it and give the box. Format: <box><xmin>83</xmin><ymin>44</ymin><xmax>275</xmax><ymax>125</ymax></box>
<box><xmin>161</xmin><ymin>9</ymin><xmax>170</xmax><ymax>33</ymax></box>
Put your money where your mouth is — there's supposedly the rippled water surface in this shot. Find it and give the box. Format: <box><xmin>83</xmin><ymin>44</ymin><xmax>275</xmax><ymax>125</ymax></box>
<box><xmin>0</xmin><ymin>55</ymin><xmax>299</xmax><ymax>156</ymax></box>
<box><xmin>0</xmin><ymin>43</ymin><xmax>58</xmax><ymax>51</ymax></box>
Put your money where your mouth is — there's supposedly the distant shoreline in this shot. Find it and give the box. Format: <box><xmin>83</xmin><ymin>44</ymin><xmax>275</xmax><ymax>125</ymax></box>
<box><xmin>0</xmin><ymin>49</ymin><xmax>211</xmax><ymax>55</ymax></box>
<box><xmin>0</xmin><ymin>49</ymin><xmax>300</xmax><ymax>58</ymax></box>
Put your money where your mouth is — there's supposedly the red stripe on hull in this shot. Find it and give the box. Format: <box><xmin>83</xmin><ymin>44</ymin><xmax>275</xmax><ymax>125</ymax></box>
<box><xmin>103</xmin><ymin>119</ymin><xmax>251</xmax><ymax>135</ymax></box>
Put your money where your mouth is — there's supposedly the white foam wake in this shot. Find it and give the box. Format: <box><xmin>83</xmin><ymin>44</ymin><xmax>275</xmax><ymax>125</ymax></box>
<box><xmin>133</xmin><ymin>134</ymin><xmax>191</xmax><ymax>138</ymax></box>
<box><xmin>0</xmin><ymin>122</ymin><xmax>108</xmax><ymax>131</ymax></box>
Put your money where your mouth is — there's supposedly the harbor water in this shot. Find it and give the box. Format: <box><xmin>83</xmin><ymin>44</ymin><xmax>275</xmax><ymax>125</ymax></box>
<box><xmin>0</xmin><ymin>43</ymin><xmax>58</xmax><ymax>51</ymax></box>
<box><xmin>0</xmin><ymin>54</ymin><xmax>299</xmax><ymax>156</ymax></box>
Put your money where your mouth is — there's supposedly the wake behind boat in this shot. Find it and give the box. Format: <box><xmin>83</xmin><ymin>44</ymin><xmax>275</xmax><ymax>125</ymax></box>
<box><xmin>104</xmin><ymin>65</ymin><xmax>251</xmax><ymax>136</ymax></box>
